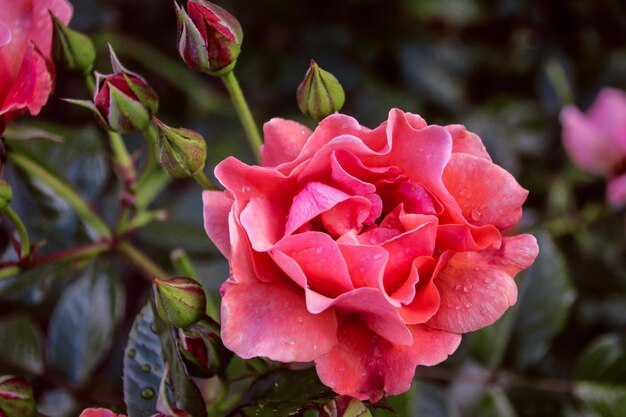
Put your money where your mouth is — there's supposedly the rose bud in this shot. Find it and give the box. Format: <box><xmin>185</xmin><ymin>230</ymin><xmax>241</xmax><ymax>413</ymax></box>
<box><xmin>153</xmin><ymin>277</ymin><xmax>207</xmax><ymax>328</ymax></box>
<box><xmin>66</xmin><ymin>47</ymin><xmax>158</xmax><ymax>134</ymax></box>
<box><xmin>177</xmin><ymin>321</ymin><xmax>232</xmax><ymax>378</ymax></box>
<box><xmin>296</xmin><ymin>60</ymin><xmax>345</xmax><ymax>120</ymax></box>
<box><xmin>0</xmin><ymin>180</ymin><xmax>12</xmax><ymax>213</ymax></box>
<box><xmin>50</xmin><ymin>12</ymin><xmax>96</xmax><ymax>74</ymax></box>
<box><xmin>320</xmin><ymin>396</ymin><xmax>372</xmax><ymax>417</ymax></box>
<box><xmin>153</xmin><ymin>118</ymin><xmax>207</xmax><ymax>178</ymax></box>
<box><xmin>0</xmin><ymin>376</ymin><xmax>36</xmax><ymax>417</ymax></box>
<box><xmin>175</xmin><ymin>0</ymin><xmax>243</xmax><ymax>76</ymax></box>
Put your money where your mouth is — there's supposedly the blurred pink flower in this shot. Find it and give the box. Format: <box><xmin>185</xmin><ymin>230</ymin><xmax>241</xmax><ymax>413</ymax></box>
<box><xmin>203</xmin><ymin>109</ymin><xmax>538</xmax><ymax>401</ymax></box>
<box><xmin>0</xmin><ymin>0</ymin><xmax>72</xmax><ymax>133</ymax></box>
<box><xmin>79</xmin><ymin>409</ymin><xmax>125</xmax><ymax>417</ymax></box>
<box><xmin>561</xmin><ymin>87</ymin><xmax>626</xmax><ymax>206</ymax></box>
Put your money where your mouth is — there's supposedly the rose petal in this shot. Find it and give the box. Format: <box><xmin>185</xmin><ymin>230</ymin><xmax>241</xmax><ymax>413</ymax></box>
<box><xmin>0</xmin><ymin>21</ymin><xmax>10</xmax><ymax>48</ymax></box>
<box><xmin>607</xmin><ymin>173</ymin><xmax>626</xmax><ymax>207</ymax></box>
<box><xmin>315</xmin><ymin>317</ymin><xmax>460</xmax><ymax>402</ymax></box>
<box><xmin>428</xmin><ymin>234</ymin><xmax>539</xmax><ymax>333</ymax></box>
<box><xmin>261</xmin><ymin>118</ymin><xmax>312</xmax><ymax>167</ymax></box>
<box><xmin>274</xmin><ymin>232</ymin><xmax>354</xmax><ymax>297</ymax></box>
<box><xmin>446</xmin><ymin>124</ymin><xmax>491</xmax><ymax>160</ymax></box>
<box><xmin>203</xmin><ymin>190</ymin><xmax>232</xmax><ymax>258</ymax></box>
<box><xmin>220</xmin><ymin>279</ymin><xmax>337</xmax><ymax>362</ymax></box>
<box><xmin>442</xmin><ymin>153</ymin><xmax>528</xmax><ymax>229</ymax></box>
<box><xmin>560</xmin><ymin>105</ymin><xmax>623</xmax><ymax>176</ymax></box>
<box><xmin>285</xmin><ymin>182</ymin><xmax>352</xmax><ymax>235</ymax></box>
<box><xmin>436</xmin><ymin>223</ymin><xmax>501</xmax><ymax>252</ymax></box>
<box><xmin>31</xmin><ymin>0</ymin><xmax>73</xmax><ymax>57</ymax></box>
<box><xmin>240</xmin><ymin>197</ymin><xmax>286</xmax><ymax>251</ymax></box>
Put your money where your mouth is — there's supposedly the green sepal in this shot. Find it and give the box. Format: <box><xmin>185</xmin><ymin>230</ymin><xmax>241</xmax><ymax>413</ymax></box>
<box><xmin>153</xmin><ymin>119</ymin><xmax>207</xmax><ymax>178</ymax></box>
<box><xmin>50</xmin><ymin>12</ymin><xmax>96</xmax><ymax>74</ymax></box>
<box><xmin>108</xmin><ymin>84</ymin><xmax>152</xmax><ymax>133</ymax></box>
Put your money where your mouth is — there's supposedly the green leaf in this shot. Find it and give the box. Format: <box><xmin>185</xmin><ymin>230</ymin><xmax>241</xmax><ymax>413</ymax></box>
<box><xmin>234</xmin><ymin>367</ymin><xmax>334</xmax><ymax>416</ymax></box>
<box><xmin>477</xmin><ymin>389</ymin><xmax>517</xmax><ymax>417</ymax></box>
<box><xmin>123</xmin><ymin>302</ymin><xmax>165</xmax><ymax>417</ymax></box>
<box><xmin>0</xmin><ymin>315</ymin><xmax>44</xmax><ymax>375</ymax></box>
<box><xmin>47</xmin><ymin>263</ymin><xmax>125</xmax><ymax>386</ymax></box>
<box><xmin>575</xmin><ymin>334</ymin><xmax>626</xmax><ymax>417</ymax></box>
<box><xmin>509</xmin><ymin>233</ymin><xmax>575</xmax><ymax>369</ymax></box>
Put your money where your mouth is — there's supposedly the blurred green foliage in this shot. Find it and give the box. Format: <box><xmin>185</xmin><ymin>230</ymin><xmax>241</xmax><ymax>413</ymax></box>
<box><xmin>2</xmin><ymin>0</ymin><xmax>626</xmax><ymax>416</ymax></box>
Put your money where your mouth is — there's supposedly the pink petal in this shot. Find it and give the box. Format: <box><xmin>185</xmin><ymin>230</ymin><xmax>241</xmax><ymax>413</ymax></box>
<box><xmin>320</xmin><ymin>196</ymin><xmax>372</xmax><ymax>236</ymax></box>
<box><xmin>0</xmin><ymin>21</ymin><xmax>10</xmax><ymax>47</ymax></box>
<box><xmin>315</xmin><ymin>317</ymin><xmax>460</xmax><ymax>402</ymax></box>
<box><xmin>436</xmin><ymin>223</ymin><xmax>501</xmax><ymax>252</ymax></box>
<box><xmin>285</xmin><ymin>182</ymin><xmax>352</xmax><ymax>235</ymax></box>
<box><xmin>79</xmin><ymin>409</ymin><xmax>125</xmax><ymax>417</ymax></box>
<box><xmin>607</xmin><ymin>174</ymin><xmax>626</xmax><ymax>207</ymax></box>
<box><xmin>0</xmin><ymin>44</ymin><xmax>51</xmax><ymax>118</ymax></box>
<box><xmin>202</xmin><ymin>190</ymin><xmax>232</xmax><ymax>258</ymax></box>
<box><xmin>442</xmin><ymin>153</ymin><xmax>528</xmax><ymax>230</ymax></box>
<box><xmin>31</xmin><ymin>0</ymin><xmax>73</xmax><ymax>58</ymax></box>
<box><xmin>261</xmin><ymin>118</ymin><xmax>311</xmax><ymax>167</ymax></box>
<box><xmin>446</xmin><ymin>124</ymin><xmax>491</xmax><ymax>160</ymax></box>
<box><xmin>560</xmin><ymin>105</ymin><xmax>623</xmax><ymax>176</ymax></box>
<box><xmin>428</xmin><ymin>234</ymin><xmax>539</xmax><ymax>333</ymax></box>
<box><xmin>587</xmin><ymin>88</ymin><xmax>626</xmax><ymax>153</ymax></box>
<box><xmin>338</xmin><ymin>243</ymin><xmax>387</xmax><ymax>288</ymax></box>
<box><xmin>220</xmin><ymin>279</ymin><xmax>337</xmax><ymax>362</ymax></box>
<box><xmin>274</xmin><ymin>232</ymin><xmax>354</xmax><ymax>298</ymax></box>
<box><xmin>239</xmin><ymin>197</ymin><xmax>286</xmax><ymax>251</ymax></box>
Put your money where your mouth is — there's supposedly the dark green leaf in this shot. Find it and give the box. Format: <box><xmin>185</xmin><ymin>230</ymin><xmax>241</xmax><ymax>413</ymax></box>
<box><xmin>47</xmin><ymin>263</ymin><xmax>124</xmax><ymax>386</ymax></box>
<box><xmin>123</xmin><ymin>302</ymin><xmax>165</xmax><ymax>417</ymax></box>
<box><xmin>575</xmin><ymin>334</ymin><xmax>626</xmax><ymax>417</ymax></box>
<box><xmin>0</xmin><ymin>315</ymin><xmax>44</xmax><ymax>375</ymax></box>
<box><xmin>509</xmin><ymin>233</ymin><xmax>575</xmax><ymax>369</ymax></box>
<box><xmin>477</xmin><ymin>389</ymin><xmax>517</xmax><ymax>417</ymax></box>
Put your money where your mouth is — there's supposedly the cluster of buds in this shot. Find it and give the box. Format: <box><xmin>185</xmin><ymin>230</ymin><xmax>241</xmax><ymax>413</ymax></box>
<box><xmin>175</xmin><ymin>0</ymin><xmax>243</xmax><ymax>76</ymax></box>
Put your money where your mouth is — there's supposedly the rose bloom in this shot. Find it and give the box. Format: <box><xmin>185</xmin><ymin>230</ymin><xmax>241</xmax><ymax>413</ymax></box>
<box><xmin>0</xmin><ymin>0</ymin><xmax>72</xmax><ymax>133</ymax></box>
<box><xmin>203</xmin><ymin>109</ymin><xmax>539</xmax><ymax>401</ymax></box>
<box><xmin>561</xmin><ymin>88</ymin><xmax>626</xmax><ymax>206</ymax></box>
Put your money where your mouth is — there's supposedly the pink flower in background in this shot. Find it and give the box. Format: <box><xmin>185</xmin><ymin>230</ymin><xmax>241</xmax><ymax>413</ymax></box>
<box><xmin>561</xmin><ymin>88</ymin><xmax>626</xmax><ymax>206</ymax></box>
<box><xmin>203</xmin><ymin>109</ymin><xmax>538</xmax><ymax>401</ymax></box>
<box><xmin>0</xmin><ymin>0</ymin><xmax>73</xmax><ymax>133</ymax></box>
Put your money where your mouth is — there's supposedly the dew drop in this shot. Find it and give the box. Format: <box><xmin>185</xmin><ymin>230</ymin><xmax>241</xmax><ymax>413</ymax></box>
<box><xmin>289</xmin><ymin>340</ymin><xmax>295</xmax><ymax>346</ymax></box>
<box><xmin>484</xmin><ymin>277</ymin><xmax>493</xmax><ymax>284</ymax></box>
<box><xmin>149</xmin><ymin>322</ymin><xmax>158</xmax><ymax>334</ymax></box>
<box><xmin>141</xmin><ymin>387</ymin><xmax>155</xmax><ymax>399</ymax></box>
<box><xmin>142</xmin><ymin>364</ymin><xmax>151</xmax><ymax>373</ymax></box>
<box><xmin>296</xmin><ymin>316</ymin><xmax>304</xmax><ymax>324</ymax></box>
<box><xmin>455</xmin><ymin>284</ymin><xmax>462</xmax><ymax>291</ymax></box>
<box><xmin>373</xmin><ymin>253</ymin><xmax>383</xmax><ymax>260</ymax></box>
<box><xmin>315</xmin><ymin>247</ymin><xmax>323</xmax><ymax>255</ymax></box>
<box><xmin>470</xmin><ymin>209</ymin><xmax>482</xmax><ymax>221</ymax></box>
<box><xmin>464</xmin><ymin>303</ymin><xmax>471</xmax><ymax>308</ymax></box>
<box><xmin>455</xmin><ymin>305</ymin><xmax>462</xmax><ymax>310</ymax></box>
<box><xmin>463</xmin><ymin>285</ymin><xmax>473</xmax><ymax>293</ymax></box>
<box><xmin>480</xmin><ymin>308</ymin><xmax>489</xmax><ymax>315</ymax></box>
<box><xmin>153</xmin><ymin>364</ymin><xmax>160</xmax><ymax>371</ymax></box>
<box><xmin>127</xmin><ymin>348</ymin><xmax>136</xmax><ymax>359</ymax></box>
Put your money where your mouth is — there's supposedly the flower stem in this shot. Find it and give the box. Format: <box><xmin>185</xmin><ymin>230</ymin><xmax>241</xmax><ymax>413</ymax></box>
<box><xmin>117</xmin><ymin>242</ymin><xmax>168</xmax><ymax>280</ymax></box>
<box><xmin>7</xmin><ymin>151</ymin><xmax>112</xmax><ymax>240</ymax></box>
<box><xmin>193</xmin><ymin>171</ymin><xmax>217</xmax><ymax>190</ymax></box>
<box><xmin>220</xmin><ymin>71</ymin><xmax>262</xmax><ymax>162</ymax></box>
<box><xmin>4</xmin><ymin>206</ymin><xmax>30</xmax><ymax>258</ymax></box>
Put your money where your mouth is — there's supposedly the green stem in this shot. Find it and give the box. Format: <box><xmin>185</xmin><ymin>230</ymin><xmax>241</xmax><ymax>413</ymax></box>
<box><xmin>0</xmin><ymin>241</ymin><xmax>110</xmax><ymax>281</ymax></box>
<box><xmin>0</xmin><ymin>266</ymin><xmax>21</xmax><ymax>281</ymax></box>
<box><xmin>171</xmin><ymin>248</ymin><xmax>219</xmax><ymax>322</ymax></box>
<box><xmin>83</xmin><ymin>73</ymin><xmax>95</xmax><ymax>94</ymax></box>
<box><xmin>117</xmin><ymin>242</ymin><xmax>168</xmax><ymax>279</ymax></box>
<box><xmin>7</xmin><ymin>151</ymin><xmax>112</xmax><ymax>240</ymax></box>
<box><xmin>220</xmin><ymin>71</ymin><xmax>262</xmax><ymax>162</ymax></box>
<box><xmin>193</xmin><ymin>171</ymin><xmax>217</xmax><ymax>190</ymax></box>
<box><xmin>4</xmin><ymin>206</ymin><xmax>30</xmax><ymax>258</ymax></box>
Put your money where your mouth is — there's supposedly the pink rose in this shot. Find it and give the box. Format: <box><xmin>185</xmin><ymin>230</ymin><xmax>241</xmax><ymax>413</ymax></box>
<box><xmin>561</xmin><ymin>87</ymin><xmax>626</xmax><ymax>206</ymax></box>
<box><xmin>0</xmin><ymin>0</ymin><xmax>72</xmax><ymax>133</ymax></box>
<box><xmin>79</xmin><ymin>409</ymin><xmax>125</xmax><ymax>417</ymax></box>
<box><xmin>203</xmin><ymin>109</ymin><xmax>538</xmax><ymax>401</ymax></box>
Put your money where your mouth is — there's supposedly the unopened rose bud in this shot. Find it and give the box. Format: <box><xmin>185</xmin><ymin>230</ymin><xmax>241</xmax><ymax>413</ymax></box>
<box><xmin>0</xmin><ymin>180</ymin><xmax>12</xmax><ymax>212</ymax></box>
<box><xmin>65</xmin><ymin>47</ymin><xmax>159</xmax><ymax>133</ymax></box>
<box><xmin>50</xmin><ymin>12</ymin><xmax>96</xmax><ymax>74</ymax></box>
<box><xmin>153</xmin><ymin>118</ymin><xmax>207</xmax><ymax>178</ymax></box>
<box><xmin>0</xmin><ymin>376</ymin><xmax>36</xmax><ymax>417</ymax></box>
<box><xmin>153</xmin><ymin>277</ymin><xmax>207</xmax><ymax>328</ymax></box>
<box><xmin>175</xmin><ymin>0</ymin><xmax>243</xmax><ymax>76</ymax></box>
<box><xmin>297</xmin><ymin>60</ymin><xmax>345</xmax><ymax>120</ymax></box>
<box><xmin>320</xmin><ymin>396</ymin><xmax>372</xmax><ymax>417</ymax></box>
<box><xmin>178</xmin><ymin>321</ymin><xmax>232</xmax><ymax>377</ymax></box>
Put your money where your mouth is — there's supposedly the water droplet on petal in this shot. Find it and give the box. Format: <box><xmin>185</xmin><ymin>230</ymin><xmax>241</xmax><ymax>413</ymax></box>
<box><xmin>471</xmin><ymin>209</ymin><xmax>482</xmax><ymax>221</ymax></box>
<box><xmin>455</xmin><ymin>305</ymin><xmax>462</xmax><ymax>310</ymax></box>
<box><xmin>465</xmin><ymin>303</ymin><xmax>471</xmax><ymax>308</ymax></box>
<box><xmin>463</xmin><ymin>285</ymin><xmax>473</xmax><ymax>293</ymax></box>
<box><xmin>315</xmin><ymin>247</ymin><xmax>323</xmax><ymax>255</ymax></box>
<box><xmin>484</xmin><ymin>277</ymin><xmax>493</xmax><ymax>284</ymax></box>
<box><xmin>142</xmin><ymin>364</ymin><xmax>151</xmax><ymax>373</ymax></box>
<box><xmin>141</xmin><ymin>387</ymin><xmax>155</xmax><ymax>399</ymax></box>
<box><xmin>480</xmin><ymin>308</ymin><xmax>489</xmax><ymax>315</ymax></box>
<box><xmin>127</xmin><ymin>348</ymin><xmax>136</xmax><ymax>358</ymax></box>
<box><xmin>373</xmin><ymin>253</ymin><xmax>383</xmax><ymax>260</ymax></box>
<box><xmin>296</xmin><ymin>316</ymin><xmax>304</xmax><ymax>324</ymax></box>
